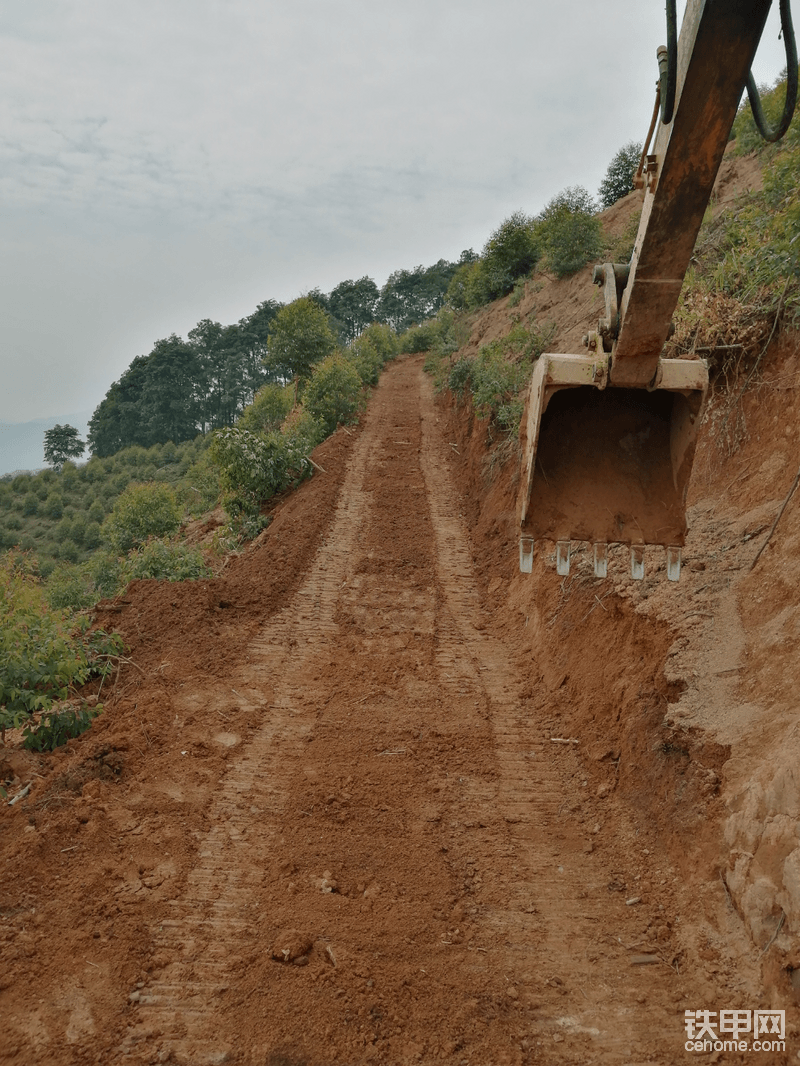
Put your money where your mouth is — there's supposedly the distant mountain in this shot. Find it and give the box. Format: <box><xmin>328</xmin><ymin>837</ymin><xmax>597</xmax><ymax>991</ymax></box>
<box><xmin>0</xmin><ymin>411</ymin><xmax>93</xmax><ymax>476</ymax></box>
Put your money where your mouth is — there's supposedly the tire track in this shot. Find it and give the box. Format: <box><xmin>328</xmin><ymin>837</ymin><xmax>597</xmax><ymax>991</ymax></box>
<box><xmin>120</xmin><ymin>357</ymin><xmax>685</xmax><ymax>1065</ymax></box>
<box><xmin>120</xmin><ymin>386</ymin><xmax>384</xmax><ymax>1065</ymax></box>
<box><xmin>416</xmin><ymin>364</ymin><xmax>680</xmax><ymax>1062</ymax></box>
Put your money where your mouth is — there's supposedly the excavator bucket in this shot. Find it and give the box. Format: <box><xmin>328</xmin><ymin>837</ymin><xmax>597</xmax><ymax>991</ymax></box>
<box><xmin>517</xmin><ymin>350</ymin><xmax>707</xmax><ymax>579</ymax></box>
<box><xmin>514</xmin><ymin>0</ymin><xmax>780</xmax><ymax>580</ymax></box>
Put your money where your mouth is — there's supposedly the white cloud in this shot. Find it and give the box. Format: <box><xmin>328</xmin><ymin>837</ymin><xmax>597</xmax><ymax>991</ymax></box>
<box><xmin>0</xmin><ymin>0</ymin><xmax>791</xmax><ymax>422</ymax></box>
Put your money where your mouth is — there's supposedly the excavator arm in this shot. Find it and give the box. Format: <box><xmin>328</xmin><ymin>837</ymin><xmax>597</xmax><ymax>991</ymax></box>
<box><xmin>518</xmin><ymin>0</ymin><xmax>793</xmax><ymax>581</ymax></box>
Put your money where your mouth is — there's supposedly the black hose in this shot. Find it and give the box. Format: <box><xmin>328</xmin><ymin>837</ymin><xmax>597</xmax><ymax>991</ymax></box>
<box><xmin>745</xmin><ymin>0</ymin><xmax>798</xmax><ymax>142</ymax></box>
<box><xmin>659</xmin><ymin>0</ymin><xmax>678</xmax><ymax>123</ymax></box>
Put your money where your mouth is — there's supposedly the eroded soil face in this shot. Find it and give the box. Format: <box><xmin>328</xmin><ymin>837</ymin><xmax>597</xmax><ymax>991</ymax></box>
<box><xmin>1</xmin><ymin>356</ymin><xmax>796</xmax><ymax>1065</ymax></box>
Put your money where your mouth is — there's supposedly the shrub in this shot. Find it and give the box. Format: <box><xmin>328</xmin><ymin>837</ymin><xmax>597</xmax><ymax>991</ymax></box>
<box><xmin>598</xmin><ymin>142</ymin><xmax>642</xmax><ymax>208</ymax></box>
<box><xmin>70</xmin><ymin>514</ymin><xmax>87</xmax><ymax>547</ymax></box>
<box><xmin>302</xmin><ymin>353</ymin><xmax>364</xmax><ymax>436</ymax></box>
<box><xmin>446</xmin><ymin>260</ymin><xmax>483</xmax><ymax>311</ymax></box>
<box><xmin>22</xmin><ymin>704</ymin><xmax>101</xmax><ymax>752</ymax></box>
<box><xmin>0</xmin><ymin>527</ymin><xmax>19</xmax><ymax>550</ymax></box>
<box><xmin>455</xmin><ymin>321</ymin><xmax>555</xmax><ymax>432</ymax></box>
<box><xmin>238</xmin><ymin>383</ymin><xmax>294</xmax><ymax>435</ymax></box>
<box><xmin>126</xmin><ymin>539</ymin><xmax>211</xmax><ymax>582</ymax></box>
<box><xmin>88</xmin><ymin>552</ymin><xmax>127</xmax><ymax>600</ymax></box>
<box><xmin>280</xmin><ymin>411</ymin><xmax>323</xmax><ymax>463</ymax></box>
<box><xmin>538</xmin><ymin>186</ymin><xmax>603</xmax><ymax>277</ymax></box>
<box><xmin>359</xmin><ymin>322</ymin><xmax>399</xmax><ymax>361</ymax></box>
<box><xmin>60</xmin><ymin>541</ymin><xmax>80</xmax><ymax>563</ymax></box>
<box><xmin>87</xmin><ymin>499</ymin><xmax>105</xmax><ymax>524</ymax></box>
<box><xmin>0</xmin><ymin>554</ymin><xmax>122</xmax><ymax>740</ymax></box>
<box><xmin>470</xmin><ymin>347</ymin><xmax>530</xmax><ymax>432</ymax></box>
<box><xmin>399</xmin><ymin>321</ymin><xmax>439</xmax><ymax>353</ymax></box>
<box><xmin>46</xmin><ymin>564</ymin><xmax>96</xmax><ymax>610</ymax></box>
<box><xmin>83</xmin><ymin>521</ymin><xmax>102</xmax><ymax>550</ymax></box>
<box><xmin>60</xmin><ymin>462</ymin><xmax>78</xmax><ymax>488</ymax></box>
<box><xmin>481</xmin><ymin>211</ymin><xmax>541</xmax><ymax>299</ymax></box>
<box><xmin>102</xmin><ymin>482</ymin><xmax>183</xmax><ymax>553</ymax></box>
<box><xmin>448</xmin><ymin>357</ymin><xmax>473</xmax><ymax>398</ymax></box>
<box><xmin>22</xmin><ymin>492</ymin><xmax>39</xmax><ymax>516</ymax></box>
<box><xmin>160</xmin><ymin>441</ymin><xmax>178</xmax><ymax>465</ymax></box>
<box><xmin>508</xmin><ymin>277</ymin><xmax>527</xmax><ymax>307</ymax></box>
<box><xmin>179</xmin><ymin>453</ymin><xmax>221</xmax><ymax>517</ymax></box>
<box><xmin>210</xmin><ymin>426</ymin><xmax>314</xmax><ymax>518</ymax></box>
<box><xmin>348</xmin><ymin>336</ymin><xmax>384</xmax><ymax>385</ymax></box>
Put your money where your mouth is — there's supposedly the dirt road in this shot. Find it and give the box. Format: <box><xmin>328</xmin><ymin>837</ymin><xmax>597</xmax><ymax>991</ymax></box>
<box><xmin>0</xmin><ymin>356</ymin><xmax>786</xmax><ymax>1064</ymax></box>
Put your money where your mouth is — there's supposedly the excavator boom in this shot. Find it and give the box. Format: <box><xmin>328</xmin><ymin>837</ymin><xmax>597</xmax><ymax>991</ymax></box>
<box><xmin>519</xmin><ymin>0</ymin><xmax>783</xmax><ymax>581</ymax></box>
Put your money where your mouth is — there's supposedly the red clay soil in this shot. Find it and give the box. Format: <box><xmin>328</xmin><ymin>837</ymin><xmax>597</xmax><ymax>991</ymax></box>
<box><xmin>2</xmin><ymin>346</ymin><xmax>798</xmax><ymax>1065</ymax></box>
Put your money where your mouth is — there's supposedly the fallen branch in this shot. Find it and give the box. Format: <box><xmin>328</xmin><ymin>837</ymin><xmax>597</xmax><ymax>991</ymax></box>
<box><xmin>116</xmin><ymin>656</ymin><xmax>146</xmax><ymax>676</ymax></box>
<box><xmin>308</xmin><ymin>457</ymin><xmax>326</xmax><ymax>474</ymax></box>
<box><xmin>750</xmin><ymin>462</ymin><xmax>800</xmax><ymax>572</ymax></box>
<box><xmin>550</xmin><ymin>737</ymin><xmax>579</xmax><ymax>746</ymax></box>
<box><xmin>761</xmin><ymin>911</ymin><xmax>785</xmax><ymax>956</ymax></box>
<box><xmin>8</xmin><ymin>783</ymin><xmax>31</xmax><ymax>807</ymax></box>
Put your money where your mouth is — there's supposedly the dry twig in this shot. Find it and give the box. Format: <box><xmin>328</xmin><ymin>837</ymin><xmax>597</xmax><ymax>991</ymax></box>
<box><xmin>750</xmin><ymin>462</ymin><xmax>800</xmax><ymax>572</ymax></box>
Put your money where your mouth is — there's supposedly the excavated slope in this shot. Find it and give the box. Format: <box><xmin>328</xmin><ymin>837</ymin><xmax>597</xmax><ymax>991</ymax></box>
<box><xmin>1</xmin><ymin>151</ymin><xmax>799</xmax><ymax>1064</ymax></box>
<box><xmin>1</xmin><ymin>347</ymin><xmax>797</xmax><ymax>1064</ymax></box>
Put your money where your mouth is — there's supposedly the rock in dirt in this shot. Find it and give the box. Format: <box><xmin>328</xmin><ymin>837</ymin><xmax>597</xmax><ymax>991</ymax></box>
<box><xmin>270</xmin><ymin>929</ymin><xmax>312</xmax><ymax>963</ymax></box>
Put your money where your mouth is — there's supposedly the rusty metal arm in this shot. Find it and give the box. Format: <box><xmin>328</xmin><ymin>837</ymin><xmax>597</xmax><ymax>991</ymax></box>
<box><xmin>610</xmin><ymin>0</ymin><xmax>772</xmax><ymax>388</ymax></box>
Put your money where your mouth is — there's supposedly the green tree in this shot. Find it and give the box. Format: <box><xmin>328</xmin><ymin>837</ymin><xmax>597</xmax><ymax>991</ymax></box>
<box><xmin>238</xmin><ymin>383</ymin><xmax>294</xmax><ymax>434</ymax></box>
<box><xmin>481</xmin><ymin>211</ymin><xmax>540</xmax><ymax>299</ymax></box>
<box><xmin>265</xmin><ymin>298</ymin><xmax>337</xmax><ymax>385</ymax></box>
<box><xmin>328</xmin><ymin>277</ymin><xmax>379</xmax><ymax>342</ymax></box>
<box><xmin>347</xmin><ymin>336</ymin><xmax>383</xmax><ymax>385</ymax></box>
<box><xmin>22</xmin><ymin>492</ymin><xmax>39</xmax><ymax>517</ymax></box>
<box><xmin>44</xmin><ymin>492</ymin><xmax>64</xmax><ymax>519</ymax></box>
<box><xmin>88</xmin><ymin>354</ymin><xmax>153</xmax><ymax>456</ymax></box>
<box><xmin>302</xmin><ymin>353</ymin><xmax>364</xmax><ymax>436</ymax></box>
<box><xmin>210</xmin><ymin>424</ymin><xmax>315</xmax><ymax>519</ymax></box>
<box><xmin>598</xmin><ymin>142</ymin><xmax>642</xmax><ymax>209</ymax></box>
<box><xmin>139</xmin><ymin>335</ymin><xmax>201</xmax><ymax>445</ymax></box>
<box><xmin>359</xmin><ymin>322</ymin><xmax>399</xmax><ymax>362</ymax></box>
<box><xmin>102</xmin><ymin>483</ymin><xmax>183</xmax><ymax>553</ymax></box>
<box><xmin>376</xmin><ymin>260</ymin><xmax>461</xmax><ymax>332</ymax></box>
<box><xmin>537</xmin><ymin>186</ymin><xmax>602</xmax><ymax>277</ymax></box>
<box><xmin>43</xmin><ymin>424</ymin><xmax>85</xmax><ymax>471</ymax></box>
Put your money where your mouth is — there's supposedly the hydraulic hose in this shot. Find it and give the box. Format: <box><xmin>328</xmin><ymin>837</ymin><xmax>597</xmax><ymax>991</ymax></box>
<box><xmin>659</xmin><ymin>0</ymin><xmax>678</xmax><ymax>124</ymax></box>
<box><xmin>745</xmin><ymin>0</ymin><xmax>798</xmax><ymax>142</ymax></box>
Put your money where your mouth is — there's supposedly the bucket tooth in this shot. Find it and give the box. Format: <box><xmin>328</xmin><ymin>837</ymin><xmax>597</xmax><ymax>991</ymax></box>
<box><xmin>631</xmin><ymin>545</ymin><xmax>645</xmax><ymax>580</ymax></box>
<box><xmin>519</xmin><ymin>536</ymin><xmax>534</xmax><ymax>574</ymax></box>
<box><xmin>556</xmin><ymin>540</ymin><xmax>571</xmax><ymax>576</ymax></box>
<box><xmin>593</xmin><ymin>543</ymin><xmax>608</xmax><ymax>579</ymax></box>
<box><xmin>666</xmin><ymin>546</ymin><xmax>681</xmax><ymax>582</ymax></box>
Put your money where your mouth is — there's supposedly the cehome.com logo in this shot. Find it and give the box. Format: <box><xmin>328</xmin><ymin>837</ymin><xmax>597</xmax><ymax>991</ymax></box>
<box><xmin>684</xmin><ymin>1010</ymin><xmax>785</xmax><ymax>1053</ymax></box>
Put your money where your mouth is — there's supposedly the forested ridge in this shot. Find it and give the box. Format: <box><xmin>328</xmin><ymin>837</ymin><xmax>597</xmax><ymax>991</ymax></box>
<box><xmin>87</xmin><ymin>256</ymin><xmax>474</xmax><ymax>457</ymax></box>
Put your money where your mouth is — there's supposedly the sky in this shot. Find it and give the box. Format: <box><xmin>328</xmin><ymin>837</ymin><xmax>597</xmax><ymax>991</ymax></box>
<box><xmin>0</xmin><ymin>0</ymin><xmax>791</xmax><ymax>432</ymax></box>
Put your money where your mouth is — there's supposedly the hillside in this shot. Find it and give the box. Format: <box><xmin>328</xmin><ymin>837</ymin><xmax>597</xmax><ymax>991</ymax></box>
<box><xmin>1</xmin><ymin>149</ymin><xmax>800</xmax><ymax>1064</ymax></box>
